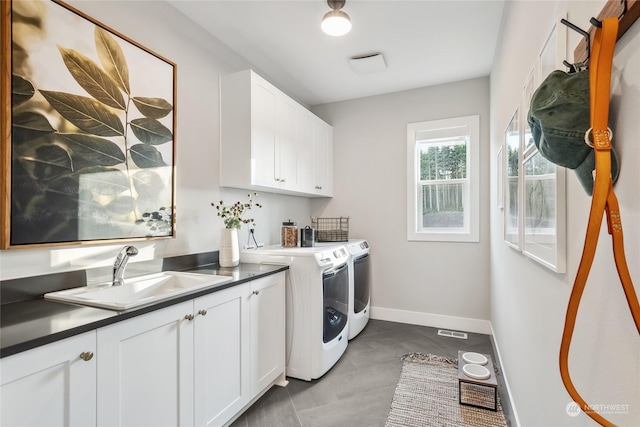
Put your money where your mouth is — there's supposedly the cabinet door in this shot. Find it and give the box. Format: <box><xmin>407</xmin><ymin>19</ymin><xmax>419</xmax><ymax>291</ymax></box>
<box><xmin>194</xmin><ymin>284</ymin><xmax>250</xmax><ymax>427</ymax></box>
<box><xmin>250</xmin><ymin>272</ymin><xmax>286</xmax><ymax>395</ymax></box>
<box><xmin>251</xmin><ymin>77</ymin><xmax>278</xmax><ymax>187</ymax></box>
<box><xmin>97</xmin><ymin>301</ymin><xmax>194</xmax><ymax>427</ymax></box>
<box><xmin>297</xmin><ymin>109</ymin><xmax>316</xmax><ymax>194</ymax></box>
<box><xmin>1</xmin><ymin>331</ymin><xmax>96</xmax><ymax>427</ymax></box>
<box><xmin>313</xmin><ymin>119</ymin><xmax>333</xmax><ymax>196</ymax></box>
<box><xmin>275</xmin><ymin>96</ymin><xmax>299</xmax><ymax>190</ymax></box>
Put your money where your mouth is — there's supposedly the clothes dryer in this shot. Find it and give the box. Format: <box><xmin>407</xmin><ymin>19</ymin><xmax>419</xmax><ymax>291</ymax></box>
<box><xmin>317</xmin><ymin>239</ymin><xmax>371</xmax><ymax>339</ymax></box>
<box><xmin>345</xmin><ymin>239</ymin><xmax>371</xmax><ymax>339</ymax></box>
<box><xmin>240</xmin><ymin>245</ymin><xmax>349</xmax><ymax>381</ymax></box>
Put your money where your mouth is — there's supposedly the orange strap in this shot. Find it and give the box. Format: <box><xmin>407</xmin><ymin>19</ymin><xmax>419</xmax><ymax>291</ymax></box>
<box><xmin>559</xmin><ymin>17</ymin><xmax>640</xmax><ymax>427</ymax></box>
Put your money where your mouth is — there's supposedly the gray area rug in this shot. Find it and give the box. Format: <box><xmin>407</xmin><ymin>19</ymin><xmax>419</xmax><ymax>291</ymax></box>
<box><xmin>385</xmin><ymin>353</ymin><xmax>508</xmax><ymax>427</ymax></box>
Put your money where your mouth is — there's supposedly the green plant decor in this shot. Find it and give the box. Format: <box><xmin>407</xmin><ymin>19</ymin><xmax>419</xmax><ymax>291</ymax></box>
<box><xmin>211</xmin><ymin>193</ymin><xmax>262</xmax><ymax>230</ymax></box>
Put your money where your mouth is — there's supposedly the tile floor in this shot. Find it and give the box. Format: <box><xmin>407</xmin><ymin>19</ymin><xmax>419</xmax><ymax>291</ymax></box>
<box><xmin>231</xmin><ymin>319</ymin><xmax>514</xmax><ymax>427</ymax></box>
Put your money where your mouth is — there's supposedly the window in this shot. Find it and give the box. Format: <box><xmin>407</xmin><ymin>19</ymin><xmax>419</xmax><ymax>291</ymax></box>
<box><xmin>407</xmin><ymin>115</ymin><xmax>479</xmax><ymax>242</ymax></box>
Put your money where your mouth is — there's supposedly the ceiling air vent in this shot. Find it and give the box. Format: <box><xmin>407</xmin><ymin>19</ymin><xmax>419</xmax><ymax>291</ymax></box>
<box><xmin>437</xmin><ymin>329</ymin><xmax>468</xmax><ymax>339</ymax></box>
<box><xmin>348</xmin><ymin>52</ymin><xmax>386</xmax><ymax>75</ymax></box>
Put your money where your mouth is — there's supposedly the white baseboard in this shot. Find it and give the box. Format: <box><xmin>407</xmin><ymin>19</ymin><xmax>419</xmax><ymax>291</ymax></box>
<box><xmin>489</xmin><ymin>323</ymin><xmax>522</xmax><ymax>427</ymax></box>
<box><xmin>370</xmin><ymin>306</ymin><xmax>492</xmax><ymax>335</ymax></box>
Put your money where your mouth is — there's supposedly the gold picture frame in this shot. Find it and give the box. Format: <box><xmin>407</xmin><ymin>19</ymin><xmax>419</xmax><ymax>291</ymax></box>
<box><xmin>1</xmin><ymin>0</ymin><xmax>176</xmax><ymax>249</ymax></box>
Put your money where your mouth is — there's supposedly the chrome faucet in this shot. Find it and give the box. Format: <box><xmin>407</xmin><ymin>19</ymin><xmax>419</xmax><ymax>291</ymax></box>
<box><xmin>112</xmin><ymin>245</ymin><xmax>139</xmax><ymax>286</ymax></box>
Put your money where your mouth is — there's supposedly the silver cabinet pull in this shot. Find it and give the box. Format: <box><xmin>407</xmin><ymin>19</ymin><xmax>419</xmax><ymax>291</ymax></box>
<box><xmin>184</xmin><ymin>314</ymin><xmax>194</xmax><ymax>321</ymax></box>
<box><xmin>80</xmin><ymin>351</ymin><xmax>94</xmax><ymax>361</ymax></box>
<box><xmin>198</xmin><ymin>309</ymin><xmax>208</xmax><ymax>316</ymax></box>
<box><xmin>252</xmin><ymin>290</ymin><xmax>260</xmax><ymax>295</ymax></box>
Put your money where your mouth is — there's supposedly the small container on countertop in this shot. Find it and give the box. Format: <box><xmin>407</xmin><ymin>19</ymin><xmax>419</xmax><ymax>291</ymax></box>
<box><xmin>300</xmin><ymin>226</ymin><xmax>315</xmax><ymax>247</ymax></box>
<box><xmin>281</xmin><ymin>220</ymin><xmax>298</xmax><ymax>247</ymax></box>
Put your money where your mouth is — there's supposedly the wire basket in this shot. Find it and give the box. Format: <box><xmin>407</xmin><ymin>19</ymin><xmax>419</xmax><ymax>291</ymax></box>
<box><xmin>310</xmin><ymin>217</ymin><xmax>349</xmax><ymax>242</ymax></box>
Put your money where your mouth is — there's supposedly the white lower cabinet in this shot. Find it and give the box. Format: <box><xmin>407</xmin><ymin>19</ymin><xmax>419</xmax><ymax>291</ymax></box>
<box><xmin>1</xmin><ymin>272</ymin><xmax>285</xmax><ymax>427</ymax></box>
<box><xmin>250</xmin><ymin>274</ymin><xmax>285</xmax><ymax>395</ymax></box>
<box><xmin>97</xmin><ymin>301</ymin><xmax>195</xmax><ymax>427</ymax></box>
<box><xmin>192</xmin><ymin>273</ymin><xmax>286</xmax><ymax>426</ymax></box>
<box><xmin>193</xmin><ymin>284</ymin><xmax>250</xmax><ymax>426</ymax></box>
<box><xmin>1</xmin><ymin>331</ymin><xmax>97</xmax><ymax>427</ymax></box>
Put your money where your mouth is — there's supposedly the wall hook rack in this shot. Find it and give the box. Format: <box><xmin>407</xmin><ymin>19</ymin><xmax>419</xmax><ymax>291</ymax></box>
<box><xmin>571</xmin><ymin>0</ymin><xmax>640</xmax><ymax>64</ymax></box>
<box><xmin>561</xmin><ymin>18</ymin><xmax>591</xmax><ymax>69</ymax></box>
<box><xmin>591</xmin><ymin>0</ymin><xmax>628</xmax><ymax>27</ymax></box>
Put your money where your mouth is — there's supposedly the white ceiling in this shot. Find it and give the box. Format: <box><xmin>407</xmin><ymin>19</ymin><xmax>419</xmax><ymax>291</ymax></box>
<box><xmin>168</xmin><ymin>0</ymin><xmax>506</xmax><ymax>106</ymax></box>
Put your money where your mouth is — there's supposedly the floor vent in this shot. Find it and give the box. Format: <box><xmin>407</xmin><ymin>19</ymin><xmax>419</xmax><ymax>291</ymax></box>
<box><xmin>438</xmin><ymin>329</ymin><xmax>468</xmax><ymax>339</ymax></box>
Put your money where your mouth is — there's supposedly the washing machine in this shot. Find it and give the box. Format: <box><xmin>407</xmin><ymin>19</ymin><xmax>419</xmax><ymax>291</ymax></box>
<box><xmin>317</xmin><ymin>239</ymin><xmax>371</xmax><ymax>340</ymax></box>
<box><xmin>240</xmin><ymin>244</ymin><xmax>349</xmax><ymax>381</ymax></box>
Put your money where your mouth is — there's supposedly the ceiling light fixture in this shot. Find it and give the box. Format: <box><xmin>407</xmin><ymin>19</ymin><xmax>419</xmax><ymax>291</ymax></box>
<box><xmin>321</xmin><ymin>0</ymin><xmax>352</xmax><ymax>37</ymax></box>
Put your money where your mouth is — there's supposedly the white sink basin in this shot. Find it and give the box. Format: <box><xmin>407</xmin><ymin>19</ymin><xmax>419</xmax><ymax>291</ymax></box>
<box><xmin>45</xmin><ymin>271</ymin><xmax>234</xmax><ymax>311</ymax></box>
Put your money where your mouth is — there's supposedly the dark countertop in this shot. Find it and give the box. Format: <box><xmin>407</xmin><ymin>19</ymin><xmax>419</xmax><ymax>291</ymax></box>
<box><xmin>0</xmin><ymin>263</ymin><xmax>288</xmax><ymax>358</ymax></box>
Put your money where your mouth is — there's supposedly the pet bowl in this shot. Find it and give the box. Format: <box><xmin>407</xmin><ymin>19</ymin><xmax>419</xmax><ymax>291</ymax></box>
<box><xmin>463</xmin><ymin>363</ymin><xmax>491</xmax><ymax>380</ymax></box>
<box><xmin>461</xmin><ymin>351</ymin><xmax>488</xmax><ymax>365</ymax></box>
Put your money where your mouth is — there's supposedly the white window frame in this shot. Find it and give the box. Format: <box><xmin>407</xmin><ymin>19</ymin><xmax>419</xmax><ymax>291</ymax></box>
<box><xmin>406</xmin><ymin>115</ymin><xmax>479</xmax><ymax>242</ymax></box>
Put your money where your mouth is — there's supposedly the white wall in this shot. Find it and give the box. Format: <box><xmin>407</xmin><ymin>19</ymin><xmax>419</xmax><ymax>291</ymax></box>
<box><xmin>311</xmin><ymin>78</ymin><xmax>492</xmax><ymax>333</ymax></box>
<box><xmin>0</xmin><ymin>1</ymin><xmax>311</xmax><ymax>280</ymax></box>
<box><xmin>490</xmin><ymin>1</ymin><xmax>640</xmax><ymax>426</ymax></box>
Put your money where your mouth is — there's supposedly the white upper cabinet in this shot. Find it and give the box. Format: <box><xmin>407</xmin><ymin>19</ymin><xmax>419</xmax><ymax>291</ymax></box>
<box><xmin>220</xmin><ymin>69</ymin><xmax>332</xmax><ymax>197</ymax></box>
<box><xmin>297</xmin><ymin>109</ymin><xmax>333</xmax><ymax>197</ymax></box>
<box><xmin>297</xmin><ymin>109</ymin><xmax>315</xmax><ymax>193</ymax></box>
<box><xmin>274</xmin><ymin>95</ymin><xmax>299</xmax><ymax>191</ymax></box>
<box><xmin>312</xmin><ymin>116</ymin><xmax>333</xmax><ymax>197</ymax></box>
<box><xmin>250</xmin><ymin>78</ymin><xmax>278</xmax><ymax>188</ymax></box>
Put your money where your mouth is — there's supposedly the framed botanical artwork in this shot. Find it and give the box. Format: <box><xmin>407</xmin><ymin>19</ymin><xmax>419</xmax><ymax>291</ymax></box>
<box><xmin>496</xmin><ymin>146</ymin><xmax>504</xmax><ymax>209</ymax></box>
<box><xmin>504</xmin><ymin>109</ymin><xmax>520</xmax><ymax>249</ymax></box>
<box><xmin>538</xmin><ymin>13</ymin><xmax>567</xmax><ymax>82</ymax></box>
<box><xmin>539</xmin><ymin>22</ymin><xmax>558</xmax><ymax>81</ymax></box>
<box><xmin>1</xmin><ymin>0</ymin><xmax>176</xmax><ymax>249</ymax></box>
<box><xmin>521</xmin><ymin>14</ymin><xmax>567</xmax><ymax>272</ymax></box>
<box><xmin>522</xmin><ymin>69</ymin><xmax>536</xmax><ymax>151</ymax></box>
<box><xmin>522</xmin><ymin>150</ymin><xmax>566</xmax><ymax>272</ymax></box>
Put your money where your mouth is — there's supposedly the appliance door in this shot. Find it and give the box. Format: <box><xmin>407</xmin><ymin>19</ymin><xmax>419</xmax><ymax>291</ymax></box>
<box><xmin>353</xmin><ymin>253</ymin><xmax>371</xmax><ymax>314</ymax></box>
<box><xmin>322</xmin><ymin>263</ymin><xmax>349</xmax><ymax>343</ymax></box>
